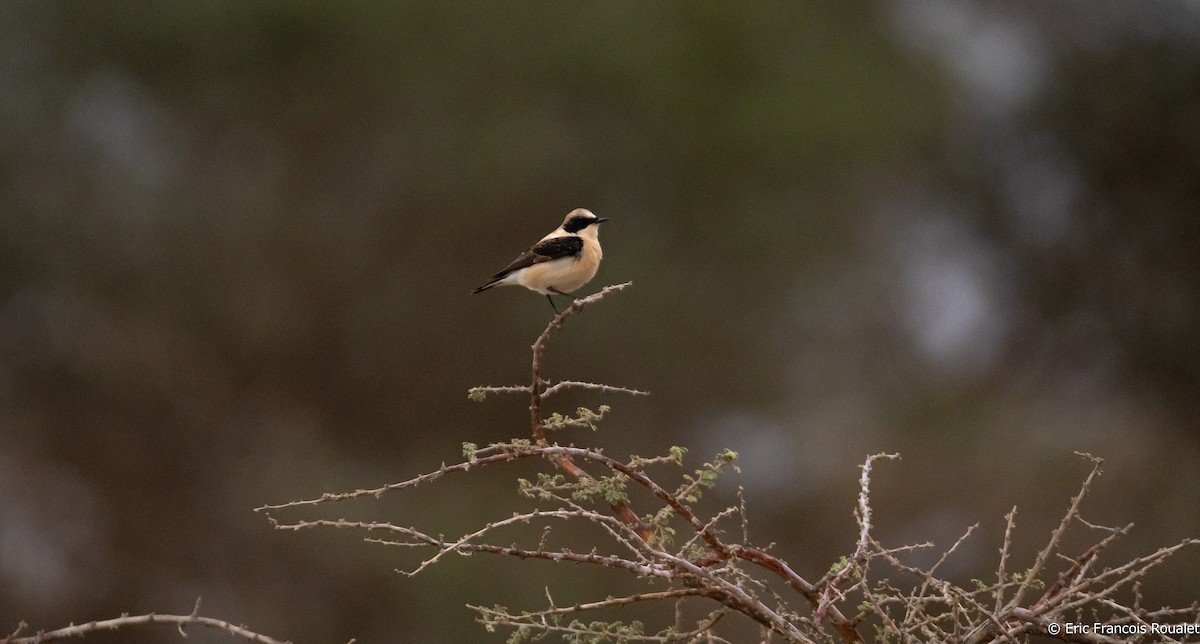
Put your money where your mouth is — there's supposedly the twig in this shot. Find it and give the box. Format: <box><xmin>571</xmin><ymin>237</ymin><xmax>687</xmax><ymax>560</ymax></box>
<box><xmin>467</xmin><ymin>380</ymin><xmax>648</xmax><ymax>400</ymax></box>
<box><xmin>816</xmin><ymin>453</ymin><xmax>900</xmax><ymax>624</ymax></box>
<box><xmin>1005</xmin><ymin>452</ymin><xmax>1103</xmax><ymax>613</ymax></box>
<box><xmin>470</xmin><ymin>600</ymin><xmax>729</xmax><ymax>643</ymax></box>
<box><xmin>254</xmin><ymin>448</ymin><xmax>536</xmax><ymax>511</ymax></box>
<box><xmin>542</xmin><ymin>380</ymin><xmax>650</xmax><ymax>397</ymax></box>
<box><xmin>994</xmin><ymin>506</ymin><xmax>1017</xmax><ymax>615</ymax></box>
<box><xmin>0</xmin><ymin>598</ymin><xmax>288</xmax><ymax>644</ymax></box>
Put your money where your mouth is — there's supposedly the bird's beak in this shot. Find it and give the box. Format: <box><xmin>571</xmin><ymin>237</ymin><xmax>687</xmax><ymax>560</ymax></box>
<box><xmin>595</xmin><ymin>217</ymin><xmax>610</xmax><ymax>224</ymax></box>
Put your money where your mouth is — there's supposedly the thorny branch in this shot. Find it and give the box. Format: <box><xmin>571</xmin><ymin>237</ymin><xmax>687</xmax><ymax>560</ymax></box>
<box><xmin>851</xmin><ymin>452</ymin><xmax>1200</xmax><ymax>644</ymax></box>
<box><xmin>257</xmin><ymin>284</ymin><xmax>1199</xmax><ymax>643</ymax></box>
<box><xmin>1</xmin><ymin>598</ymin><xmax>288</xmax><ymax>644</ymax></box>
<box><xmin>815</xmin><ymin>453</ymin><xmax>900</xmax><ymax>625</ymax></box>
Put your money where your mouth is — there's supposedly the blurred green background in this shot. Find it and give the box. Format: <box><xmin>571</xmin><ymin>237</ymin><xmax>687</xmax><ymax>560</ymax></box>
<box><xmin>2</xmin><ymin>2</ymin><xmax>1199</xmax><ymax>642</ymax></box>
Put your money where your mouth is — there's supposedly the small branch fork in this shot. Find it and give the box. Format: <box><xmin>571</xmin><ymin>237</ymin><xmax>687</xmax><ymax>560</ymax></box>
<box><xmin>525</xmin><ymin>281</ymin><xmax>638</xmax><ymax>446</ymax></box>
<box><xmin>1</xmin><ymin>598</ymin><xmax>288</xmax><ymax>644</ymax></box>
<box><xmin>526</xmin><ymin>284</ymin><xmax>656</xmax><ymax>543</ymax></box>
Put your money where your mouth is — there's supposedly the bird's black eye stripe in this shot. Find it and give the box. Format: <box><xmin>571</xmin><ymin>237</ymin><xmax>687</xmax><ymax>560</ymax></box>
<box><xmin>562</xmin><ymin>215</ymin><xmax>596</xmax><ymax>234</ymax></box>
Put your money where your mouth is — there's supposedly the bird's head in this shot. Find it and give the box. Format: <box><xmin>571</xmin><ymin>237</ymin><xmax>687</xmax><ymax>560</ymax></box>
<box><xmin>561</xmin><ymin>208</ymin><xmax>609</xmax><ymax>238</ymax></box>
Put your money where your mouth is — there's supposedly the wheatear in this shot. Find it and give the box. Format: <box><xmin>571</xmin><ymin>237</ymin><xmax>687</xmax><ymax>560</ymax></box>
<box><xmin>472</xmin><ymin>208</ymin><xmax>609</xmax><ymax>313</ymax></box>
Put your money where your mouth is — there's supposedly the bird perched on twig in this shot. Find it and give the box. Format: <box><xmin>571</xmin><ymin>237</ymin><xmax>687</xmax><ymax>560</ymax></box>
<box><xmin>472</xmin><ymin>208</ymin><xmax>609</xmax><ymax>313</ymax></box>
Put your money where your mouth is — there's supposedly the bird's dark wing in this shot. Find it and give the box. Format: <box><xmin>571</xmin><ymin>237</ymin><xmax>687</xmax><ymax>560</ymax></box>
<box><xmin>531</xmin><ymin>236</ymin><xmax>584</xmax><ymax>260</ymax></box>
<box><xmin>487</xmin><ymin>236</ymin><xmax>583</xmax><ymax>279</ymax></box>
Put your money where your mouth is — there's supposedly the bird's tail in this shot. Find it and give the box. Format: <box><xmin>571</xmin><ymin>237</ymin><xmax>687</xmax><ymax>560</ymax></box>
<box><xmin>473</xmin><ymin>268</ymin><xmax>517</xmax><ymax>294</ymax></box>
<box><xmin>471</xmin><ymin>278</ymin><xmax>501</xmax><ymax>294</ymax></box>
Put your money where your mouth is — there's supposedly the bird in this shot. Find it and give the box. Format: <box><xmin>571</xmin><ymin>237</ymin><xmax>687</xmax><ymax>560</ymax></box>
<box><xmin>472</xmin><ymin>208</ymin><xmax>609</xmax><ymax>313</ymax></box>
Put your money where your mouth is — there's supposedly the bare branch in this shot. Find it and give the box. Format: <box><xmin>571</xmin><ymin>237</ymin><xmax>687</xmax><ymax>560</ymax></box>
<box><xmin>1006</xmin><ymin>452</ymin><xmax>1104</xmax><ymax>613</ymax></box>
<box><xmin>257</xmin><ymin>286</ymin><xmax>1198</xmax><ymax>644</ymax></box>
<box><xmin>255</xmin><ymin>448</ymin><xmax>535</xmax><ymax>511</ymax></box>
<box><xmin>816</xmin><ymin>453</ymin><xmax>900</xmax><ymax>624</ymax></box>
<box><xmin>994</xmin><ymin>506</ymin><xmax>1017</xmax><ymax>614</ymax></box>
<box><xmin>1</xmin><ymin>599</ymin><xmax>288</xmax><ymax>644</ymax></box>
<box><xmin>543</xmin><ymin>380</ymin><xmax>650</xmax><ymax>397</ymax></box>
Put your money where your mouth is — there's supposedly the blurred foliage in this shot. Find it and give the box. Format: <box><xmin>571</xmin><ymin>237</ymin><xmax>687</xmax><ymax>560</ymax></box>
<box><xmin>2</xmin><ymin>1</ymin><xmax>1198</xmax><ymax>641</ymax></box>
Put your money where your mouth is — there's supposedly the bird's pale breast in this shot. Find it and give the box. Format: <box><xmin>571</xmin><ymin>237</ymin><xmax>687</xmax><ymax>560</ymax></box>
<box><xmin>515</xmin><ymin>238</ymin><xmax>601</xmax><ymax>294</ymax></box>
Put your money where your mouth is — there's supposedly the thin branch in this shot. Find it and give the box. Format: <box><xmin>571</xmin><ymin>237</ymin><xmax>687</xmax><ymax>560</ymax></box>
<box><xmin>270</xmin><ymin>514</ymin><xmax>671</xmax><ymax>578</ymax></box>
<box><xmin>542</xmin><ymin>380</ymin><xmax>650</xmax><ymax>397</ymax></box>
<box><xmin>468</xmin><ymin>384</ymin><xmax>531</xmax><ymax>397</ymax></box>
<box><xmin>1</xmin><ymin>598</ymin><xmax>288</xmax><ymax>644</ymax></box>
<box><xmin>1005</xmin><ymin>452</ymin><xmax>1103</xmax><ymax>613</ymax></box>
<box><xmin>514</xmin><ymin>588</ymin><xmax>708</xmax><ymax>616</ymax></box>
<box><xmin>471</xmin><ymin>599</ymin><xmax>728</xmax><ymax>643</ymax></box>
<box><xmin>468</xmin><ymin>380</ymin><xmax>648</xmax><ymax>400</ymax></box>
<box><xmin>255</xmin><ymin>448</ymin><xmax>534</xmax><ymax>511</ymax></box>
<box><xmin>994</xmin><ymin>506</ymin><xmax>1017</xmax><ymax>615</ymax></box>
<box><xmin>816</xmin><ymin>453</ymin><xmax>900</xmax><ymax>624</ymax></box>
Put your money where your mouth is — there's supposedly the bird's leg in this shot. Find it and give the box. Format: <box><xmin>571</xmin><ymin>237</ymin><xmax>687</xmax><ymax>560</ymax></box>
<box><xmin>546</xmin><ymin>294</ymin><xmax>561</xmax><ymax>314</ymax></box>
<box><xmin>548</xmin><ymin>288</ymin><xmax>577</xmax><ymax>314</ymax></box>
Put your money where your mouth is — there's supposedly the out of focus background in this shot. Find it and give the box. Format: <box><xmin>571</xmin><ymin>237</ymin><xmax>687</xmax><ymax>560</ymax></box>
<box><xmin>3</xmin><ymin>2</ymin><xmax>1199</xmax><ymax>642</ymax></box>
